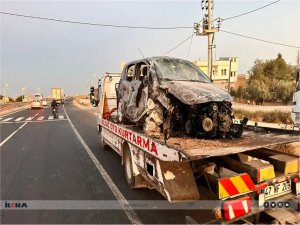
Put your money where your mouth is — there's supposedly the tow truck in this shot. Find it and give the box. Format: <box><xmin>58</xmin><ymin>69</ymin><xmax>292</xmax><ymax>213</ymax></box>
<box><xmin>90</xmin><ymin>72</ymin><xmax>300</xmax><ymax>224</ymax></box>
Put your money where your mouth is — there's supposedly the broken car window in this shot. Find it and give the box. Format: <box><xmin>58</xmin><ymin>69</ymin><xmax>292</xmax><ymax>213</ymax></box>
<box><xmin>153</xmin><ymin>58</ymin><xmax>211</xmax><ymax>83</ymax></box>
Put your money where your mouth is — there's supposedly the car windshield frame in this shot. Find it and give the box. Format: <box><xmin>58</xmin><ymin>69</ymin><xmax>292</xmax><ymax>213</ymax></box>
<box><xmin>152</xmin><ymin>58</ymin><xmax>211</xmax><ymax>83</ymax></box>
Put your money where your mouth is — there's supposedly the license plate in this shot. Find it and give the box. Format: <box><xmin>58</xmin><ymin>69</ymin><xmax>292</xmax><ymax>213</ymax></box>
<box><xmin>264</xmin><ymin>181</ymin><xmax>291</xmax><ymax>200</ymax></box>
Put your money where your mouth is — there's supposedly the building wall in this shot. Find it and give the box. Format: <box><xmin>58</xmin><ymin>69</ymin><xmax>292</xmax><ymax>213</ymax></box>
<box><xmin>193</xmin><ymin>57</ymin><xmax>238</xmax><ymax>83</ymax></box>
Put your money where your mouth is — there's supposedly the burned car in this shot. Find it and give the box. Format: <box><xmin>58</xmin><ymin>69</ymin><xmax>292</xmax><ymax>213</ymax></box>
<box><xmin>117</xmin><ymin>57</ymin><xmax>247</xmax><ymax>140</ymax></box>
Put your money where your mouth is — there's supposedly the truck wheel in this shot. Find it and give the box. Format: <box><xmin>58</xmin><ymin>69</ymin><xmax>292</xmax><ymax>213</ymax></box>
<box><xmin>124</xmin><ymin>147</ymin><xmax>136</xmax><ymax>189</ymax></box>
<box><xmin>97</xmin><ymin>124</ymin><xmax>101</xmax><ymax>133</ymax></box>
<box><xmin>101</xmin><ymin>135</ymin><xmax>109</xmax><ymax>151</ymax></box>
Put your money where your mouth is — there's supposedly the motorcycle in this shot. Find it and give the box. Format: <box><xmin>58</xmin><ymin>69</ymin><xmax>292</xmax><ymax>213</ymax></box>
<box><xmin>52</xmin><ymin>106</ymin><xmax>58</xmax><ymax>119</ymax></box>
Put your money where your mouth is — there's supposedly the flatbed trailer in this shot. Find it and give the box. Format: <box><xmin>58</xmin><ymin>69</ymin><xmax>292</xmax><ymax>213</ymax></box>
<box><xmin>90</xmin><ymin>73</ymin><xmax>300</xmax><ymax>224</ymax></box>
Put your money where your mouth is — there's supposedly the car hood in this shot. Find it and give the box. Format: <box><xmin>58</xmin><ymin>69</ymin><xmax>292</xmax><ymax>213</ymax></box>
<box><xmin>160</xmin><ymin>80</ymin><xmax>232</xmax><ymax>105</ymax></box>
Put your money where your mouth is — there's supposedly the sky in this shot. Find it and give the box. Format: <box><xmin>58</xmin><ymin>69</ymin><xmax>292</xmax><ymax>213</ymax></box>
<box><xmin>1</xmin><ymin>0</ymin><xmax>300</xmax><ymax>97</ymax></box>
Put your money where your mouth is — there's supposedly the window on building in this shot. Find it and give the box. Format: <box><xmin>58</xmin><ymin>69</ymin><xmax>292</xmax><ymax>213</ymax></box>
<box><xmin>224</xmin><ymin>69</ymin><xmax>227</xmax><ymax>75</ymax></box>
<box><xmin>221</xmin><ymin>69</ymin><xmax>223</xmax><ymax>75</ymax></box>
<box><xmin>230</xmin><ymin>72</ymin><xmax>233</xmax><ymax>77</ymax></box>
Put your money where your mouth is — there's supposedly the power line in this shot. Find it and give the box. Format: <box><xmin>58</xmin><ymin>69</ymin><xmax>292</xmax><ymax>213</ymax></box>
<box><xmin>0</xmin><ymin>11</ymin><xmax>192</xmax><ymax>30</ymax></box>
<box><xmin>163</xmin><ymin>34</ymin><xmax>194</xmax><ymax>56</ymax></box>
<box><xmin>220</xmin><ymin>29</ymin><xmax>300</xmax><ymax>49</ymax></box>
<box><xmin>222</xmin><ymin>0</ymin><xmax>280</xmax><ymax>21</ymax></box>
<box><xmin>187</xmin><ymin>29</ymin><xmax>195</xmax><ymax>59</ymax></box>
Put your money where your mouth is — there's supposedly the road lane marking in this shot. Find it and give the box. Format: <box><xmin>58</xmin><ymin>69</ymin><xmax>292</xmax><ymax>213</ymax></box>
<box><xmin>48</xmin><ymin>116</ymin><xmax>54</xmax><ymax>120</ymax></box>
<box><xmin>37</xmin><ymin>116</ymin><xmax>44</xmax><ymax>121</ymax></box>
<box><xmin>0</xmin><ymin>119</ymin><xmax>67</xmax><ymax>124</ymax></box>
<box><xmin>58</xmin><ymin>115</ymin><xmax>64</xmax><ymax>119</ymax></box>
<box><xmin>34</xmin><ymin>113</ymin><xmax>38</xmax><ymax>117</ymax></box>
<box><xmin>0</xmin><ymin>122</ymin><xmax>28</xmax><ymax>148</ymax></box>
<box><xmin>26</xmin><ymin>117</ymin><xmax>34</xmax><ymax>121</ymax></box>
<box><xmin>0</xmin><ymin>117</ymin><xmax>2</xmax><ymax>120</ymax></box>
<box><xmin>63</xmin><ymin>106</ymin><xmax>142</xmax><ymax>225</ymax></box>
<box><xmin>15</xmin><ymin>117</ymin><xmax>24</xmax><ymax>121</ymax></box>
<box><xmin>3</xmin><ymin>118</ymin><xmax>13</xmax><ymax>122</ymax></box>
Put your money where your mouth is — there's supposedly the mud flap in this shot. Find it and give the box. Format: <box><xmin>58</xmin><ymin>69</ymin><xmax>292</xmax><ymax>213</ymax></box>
<box><xmin>159</xmin><ymin>161</ymin><xmax>200</xmax><ymax>201</ymax></box>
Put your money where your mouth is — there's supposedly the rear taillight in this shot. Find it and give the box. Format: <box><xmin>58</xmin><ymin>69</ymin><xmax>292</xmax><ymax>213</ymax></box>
<box><xmin>223</xmin><ymin>196</ymin><xmax>251</xmax><ymax>221</ymax></box>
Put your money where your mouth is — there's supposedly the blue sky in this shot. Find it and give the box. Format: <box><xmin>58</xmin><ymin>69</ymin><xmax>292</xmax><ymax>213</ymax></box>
<box><xmin>1</xmin><ymin>0</ymin><xmax>299</xmax><ymax>97</ymax></box>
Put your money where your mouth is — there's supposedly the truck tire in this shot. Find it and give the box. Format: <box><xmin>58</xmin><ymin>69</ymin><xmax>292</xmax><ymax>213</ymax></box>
<box><xmin>123</xmin><ymin>145</ymin><xmax>148</xmax><ymax>189</ymax></box>
<box><xmin>101</xmin><ymin>135</ymin><xmax>110</xmax><ymax>151</ymax></box>
<box><xmin>124</xmin><ymin>147</ymin><xmax>136</xmax><ymax>189</ymax></box>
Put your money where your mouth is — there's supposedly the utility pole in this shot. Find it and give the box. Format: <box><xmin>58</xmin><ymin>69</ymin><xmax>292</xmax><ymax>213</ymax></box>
<box><xmin>207</xmin><ymin>0</ymin><xmax>213</xmax><ymax>80</ymax></box>
<box><xmin>194</xmin><ymin>0</ymin><xmax>221</xmax><ymax>80</ymax></box>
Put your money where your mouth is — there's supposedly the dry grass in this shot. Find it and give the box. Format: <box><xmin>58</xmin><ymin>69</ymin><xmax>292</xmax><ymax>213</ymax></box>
<box><xmin>233</xmin><ymin>109</ymin><xmax>293</xmax><ymax>124</ymax></box>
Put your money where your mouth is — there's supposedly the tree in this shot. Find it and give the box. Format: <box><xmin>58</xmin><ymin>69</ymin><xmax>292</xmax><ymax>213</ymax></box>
<box><xmin>246</xmin><ymin>80</ymin><xmax>271</xmax><ymax>105</ymax></box>
<box><xmin>275</xmin><ymin>81</ymin><xmax>295</xmax><ymax>104</ymax></box>
<box><xmin>247</xmin><ymin>53</ymin><xmax>296</xmax><ymax>103</ymax></box>
<box><xmin>15</xmin><ymin>95</ymin><xmax>24</xmax><ymax>102</ymax></box>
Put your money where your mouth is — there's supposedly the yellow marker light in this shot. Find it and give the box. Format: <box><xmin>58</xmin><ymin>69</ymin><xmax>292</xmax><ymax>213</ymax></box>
<box><xmin>258</xmin><ymin>165</ymin><xmax>275</xmax><ymax>182</ymax></box>
<box><xmin>285</xmin><ymin>160</ymin><xmax>299</xmax><ymax>174</ymax></box>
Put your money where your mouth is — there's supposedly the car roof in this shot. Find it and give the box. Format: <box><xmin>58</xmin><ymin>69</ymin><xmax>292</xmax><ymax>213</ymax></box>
<box><xmin>124</xmin><ymin>56</ymin><xmax>184</xmax><ymax>67</ymax></box>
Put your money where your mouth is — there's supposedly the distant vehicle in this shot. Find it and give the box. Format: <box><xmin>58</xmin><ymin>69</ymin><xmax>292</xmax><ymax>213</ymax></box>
<box><xmin>42</xmin><ymin>99</ymin><xmax>48</xmax><ymax>106</ymax></box>
<box><xmin>292</xmin><ymin>70</ymin><xmax>300</xmax><ymax>127</ymax></box>
<box><xmin>51</xmin><ymin>88</ymin><xmax>64</xmax><ymax>104</ymax></box>
<box><xmin>34</xmin><ymin>93</ymin><xmax>43</xmax><ymax>101</ymax></box>
<box><xmin>31</xmin><ymin>99</ymin><xmax>43</xmax><ymax>109</ymax></box>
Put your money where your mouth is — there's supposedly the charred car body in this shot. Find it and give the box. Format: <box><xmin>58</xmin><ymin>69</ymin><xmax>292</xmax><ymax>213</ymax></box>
<box><xmin>117</xmin><ymin>57</ymin><xmax>247</xmax><ymax>140</ymax></box>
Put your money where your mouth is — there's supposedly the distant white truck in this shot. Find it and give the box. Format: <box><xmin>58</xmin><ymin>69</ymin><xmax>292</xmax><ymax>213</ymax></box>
<box><xmin>51</xmin><ymin>88</ymin><xmax>64</xmax><ymax>104</ymax></box>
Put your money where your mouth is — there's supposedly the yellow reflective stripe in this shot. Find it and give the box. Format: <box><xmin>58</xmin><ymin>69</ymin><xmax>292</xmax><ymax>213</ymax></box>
<box><xmin>219</xmin><ymin>182</ymin><xmax>229</xmax><ymax>199</ymax></box>
<box><xmin>285</xmin><ymin>160</ymin><xmax>298</xmax><ymax>174</ymax></box>
<box><xmin>259</xmin><ymin>166</ymin><xmax>275</xmax><ymax>182</ymax></box>
<box><xmin>230</xmin><ymin>176</ymin><xmax>249</xmax><ymax>194</ymax></box>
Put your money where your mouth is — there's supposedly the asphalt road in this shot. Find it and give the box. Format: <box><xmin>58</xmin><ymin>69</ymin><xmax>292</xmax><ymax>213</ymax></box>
<box><xmin>0</xmin><ymin>100</ymin><xmax>211</xmax><ymax>224</ymax></box>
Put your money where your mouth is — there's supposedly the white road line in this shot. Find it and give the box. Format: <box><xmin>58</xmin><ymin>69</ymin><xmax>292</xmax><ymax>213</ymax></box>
<box><xmin>26</xmin><ymin>117</ymin><xmax>34</xmax><ymax>121</ymax></box>
<box><xmin>48</xmin><ymin>116</ymin><xmax>54</xmax><ymax>120</ymax></box>
<box><xmin>0</xmin><ymin>122</ymin><xmax>28</xmax><ymax>148</ymax></box>
<box><xmin>3</xmin><ymin>117</ymin><xmax>13</xmax><ymax>122</ymax></box>
<box><xmin>63</xmin><ymin>107</ymin><xmax>142</xmax><ymax>225</ymax></box>
<box><xmin>34</xmin><ymin>113</ymin><xmax>38</xmax><ymax>117</ymax></box>
<box><xmin>0</xmin><ymin>117</ymin><xmax>3</xmax><ymax>120</ymax></box>
<box><xmin>58</xmin><ymin>115</ymin><xmax>64</xmax><ymax>119</ymax></box>
<box><xmin>15</xmin><ymin>117</ymin><xmax>24</xmax><ymax>121</ymax></box>
<box><xmin>37</xmin><ymin>116</ymin><xmax>44</xmax><ymax>121</ymax></box>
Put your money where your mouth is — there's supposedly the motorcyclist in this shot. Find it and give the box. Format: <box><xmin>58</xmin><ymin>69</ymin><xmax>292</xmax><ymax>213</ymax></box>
<box><xmin>51</xmin><ymin>98</ymin><xmax>58</xmax><ymax>109</ymax></box>
<box><xmin>51</xmin><ymin>99</ymin><xmax>59</xmax><ymax>118</ymax></box>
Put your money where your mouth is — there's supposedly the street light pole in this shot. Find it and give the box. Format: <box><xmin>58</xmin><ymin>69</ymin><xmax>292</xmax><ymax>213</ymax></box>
<box><xmin>22</xmin><ymin>87</ymin><xmax>25</xmax><ymax>102</ymax></box>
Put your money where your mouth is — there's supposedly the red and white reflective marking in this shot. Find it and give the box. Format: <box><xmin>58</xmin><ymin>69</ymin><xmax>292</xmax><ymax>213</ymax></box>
<box><xmin>223</xmin><ymin>196</ymin><xmax>251</xmax><ymax>221</ymax></box>
<box><xmin>37</xmin><ymin>116</ymin><xmax>44</xmax><ymax>121</ymax></box>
